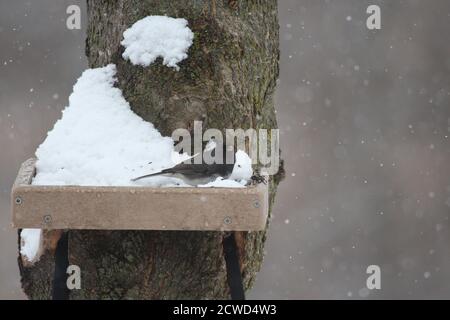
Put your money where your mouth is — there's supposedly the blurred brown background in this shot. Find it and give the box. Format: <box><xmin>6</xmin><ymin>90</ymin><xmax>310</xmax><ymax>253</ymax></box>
<box><xmin>1</xmin><ymin>0</ymin><xmax>450</xmax><ymax>299</ymax></box>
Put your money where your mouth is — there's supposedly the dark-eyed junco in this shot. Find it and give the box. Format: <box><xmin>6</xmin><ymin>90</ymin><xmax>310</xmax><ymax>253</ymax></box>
<box><xmin>131</xmin><ymin>141</ymin><xmax>242</xmax><ymax>186</ymax></box>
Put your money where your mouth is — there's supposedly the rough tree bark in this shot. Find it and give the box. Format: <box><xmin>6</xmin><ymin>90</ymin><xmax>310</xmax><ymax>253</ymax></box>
<box><xmin>19</xmin><ymin>0</ymin><xmax>282</xmax><ymax>299</ymax></box>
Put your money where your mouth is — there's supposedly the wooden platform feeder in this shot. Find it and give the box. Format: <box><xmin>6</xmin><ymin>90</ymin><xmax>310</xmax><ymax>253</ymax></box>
<box><xmin>11</xmin><ymin>159</ymin><xmax>268</xmax><ymax>231</ymax></box>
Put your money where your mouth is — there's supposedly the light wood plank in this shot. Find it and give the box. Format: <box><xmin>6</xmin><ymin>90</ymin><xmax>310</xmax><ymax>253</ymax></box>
<box><xmin>12</xmin><ymin>159</ymin><xmax>268</xmax><ymax>231</ymax></box>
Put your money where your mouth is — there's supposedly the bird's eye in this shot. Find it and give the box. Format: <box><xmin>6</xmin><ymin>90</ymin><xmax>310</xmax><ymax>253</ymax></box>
<box><xmin>238</xmin><ymin>165</ymin><xmax>241</xmax><ymax>168</ymax></box>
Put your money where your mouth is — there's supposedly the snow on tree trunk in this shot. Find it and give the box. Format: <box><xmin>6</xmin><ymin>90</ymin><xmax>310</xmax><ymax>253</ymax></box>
<box><xmin>19</xmin><ymin>0</ymin><xmax>281</xmax><ymax>299</ymax></box>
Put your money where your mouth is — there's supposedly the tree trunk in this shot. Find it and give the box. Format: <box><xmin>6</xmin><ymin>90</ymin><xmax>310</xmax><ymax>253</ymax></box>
<box><xmin>19</xmin><ymin>0</ymin><xmax>281</xmax><ymax>299</ymax></box>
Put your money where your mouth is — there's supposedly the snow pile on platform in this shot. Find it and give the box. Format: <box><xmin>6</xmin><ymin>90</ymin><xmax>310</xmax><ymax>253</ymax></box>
<box><xmin>121</xmin><ymin>16</ymin><xmax>194</xmax><ymax>70</ymax></box>
<box><xmin>33</xmin><ymin>64</ymin><xmax>186</xmax><ymax>188</ymax></box>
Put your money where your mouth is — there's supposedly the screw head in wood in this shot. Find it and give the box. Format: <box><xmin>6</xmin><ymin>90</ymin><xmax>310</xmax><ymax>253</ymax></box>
<box><xmin>253</xmin><ymin>200</ymin><xmax>260</xmax><ymax>208</ymax></box>
<box><xmin>15</xmin><ymin>197</ymin><xmax>23</xmax><ymax>205</ymax></box>
<box><xmin>223</xmin><ymin>216</ymin><xmax>232</xmax><ymax>225</ymax></box>
<box><xmin>43</xmin><ymin>215</ymin><xmax>52</xmax><ymax>224</ymax></box>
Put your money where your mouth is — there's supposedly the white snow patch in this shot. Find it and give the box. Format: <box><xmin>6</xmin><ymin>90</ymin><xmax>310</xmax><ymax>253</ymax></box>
<box><xmin>229</xmin><ymin>150</ymin><xmax>253</xmax><ymax>181</ymax></box>
<box><xmin>33</xmin><ymin>64</ymin><xmax>185</xmax><ymax>187</ymax></box>
<box><xmin>20</xmin><ymin>229</ymin><xmax>42</xmax><ymax>262</ymax></box>
<box><xmin>199</xmin><ymin>177</ymin><xmax>246</xmax><ymax>188</ymax></box>
<box><xmin>121</xmin><ymin>16</ymin><xmax>194</xmax><ymax>70</ymax></box>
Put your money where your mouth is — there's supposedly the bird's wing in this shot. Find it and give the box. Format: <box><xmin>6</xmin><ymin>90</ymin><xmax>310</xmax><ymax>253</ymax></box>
<box><xmin>163</xmin><ymin>164</ymin><xmax>211</xmax><ymax>177</ymax></box>
<box><xmin>131</xmin><ymin>152</ymin><xmax>202</xmax><ymax>181</ymax></box>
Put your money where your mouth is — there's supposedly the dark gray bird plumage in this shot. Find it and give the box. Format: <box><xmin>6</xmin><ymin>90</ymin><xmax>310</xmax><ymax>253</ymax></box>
<box><xmin>131</xmin><ymin>143</ymin><xmax>235</xmax><ymax>185</ymax></box>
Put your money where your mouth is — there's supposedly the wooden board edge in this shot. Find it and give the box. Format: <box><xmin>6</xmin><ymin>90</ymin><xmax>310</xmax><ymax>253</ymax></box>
<box><xmin>11</xmin><ymin>159</ymin><xmax>269</xmax><ymax>231</ymax></box>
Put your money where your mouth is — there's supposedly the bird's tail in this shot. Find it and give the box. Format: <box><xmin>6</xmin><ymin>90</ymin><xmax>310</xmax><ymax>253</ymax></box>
<box><xmin>131</xmin><ymin>170</ymin><xmax>168</xmax><ymax>182</ymax></box>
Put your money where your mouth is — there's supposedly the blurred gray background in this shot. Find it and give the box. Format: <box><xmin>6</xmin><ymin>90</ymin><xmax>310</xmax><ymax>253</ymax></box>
<box><xmin>1</xmin><ymin>0</ymin><xmax>450</xmax><ymax>299</ymax></box>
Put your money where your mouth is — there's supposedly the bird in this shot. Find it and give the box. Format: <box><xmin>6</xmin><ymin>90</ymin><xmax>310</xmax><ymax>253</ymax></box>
<box><xmin>131</xmin><ymin>141</ymin><xmax>241</xmax><ymax>186</ymax></box>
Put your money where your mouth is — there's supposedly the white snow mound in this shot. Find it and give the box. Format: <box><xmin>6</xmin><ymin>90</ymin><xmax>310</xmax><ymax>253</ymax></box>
<box><xmin>33</xmin><ymin>64</ymin><xmax>185</xmax><ymax>187</ymax></box>
<box><xmin>121</xmin><ymin>15</ymin><xmax>194</xmax><ymax>70</ymax></box>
